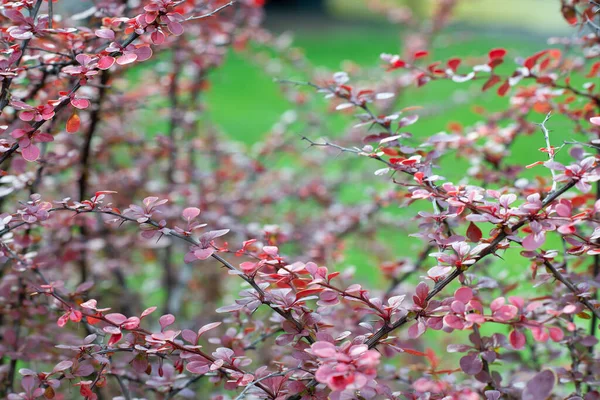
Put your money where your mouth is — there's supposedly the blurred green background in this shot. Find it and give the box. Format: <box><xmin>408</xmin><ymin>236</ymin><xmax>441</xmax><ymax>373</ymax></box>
<box><xmin>199</xmin><ymin>0</ymin><xmax>581</xmax><ymax>284</ymax></box>
<box><xmin>127</xmin><ymin>0</ymin><xmax>590</xmax><ymax>378</ymax></box>
<box><xmin>128</xmin><ymin>0</ymin><xmax>586</xmax><ymax>295</ymax></box>
<box><xmin>207</xmin><ymin>0</ymin><xmax>572</xmax><ymax>146</ymax></box>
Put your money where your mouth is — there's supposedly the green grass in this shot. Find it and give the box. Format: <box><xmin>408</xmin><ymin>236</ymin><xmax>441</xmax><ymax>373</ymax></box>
<box><xmin>199</xmin><ymin>25</ymin><xmax>564</xmax><ymax>284</ymax></box>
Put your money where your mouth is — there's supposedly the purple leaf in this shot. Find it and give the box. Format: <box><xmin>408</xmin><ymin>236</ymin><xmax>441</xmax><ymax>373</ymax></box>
<box><xmin>460</xmin><ymin>353</ymin><xmax>483</xmax><ymax>375</ymax></box>
<box><xmin>52</xmin><ymin>360</ymin><xmax>73</xmax><ymax>373</ymax></box>
<box><xmin>522</xmin><ymin>370</ymin><xmax>556</xmax><ymax>400</ymax></box>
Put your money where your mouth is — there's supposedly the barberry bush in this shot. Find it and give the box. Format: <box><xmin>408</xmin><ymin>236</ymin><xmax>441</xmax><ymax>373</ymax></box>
<box><xmin>1</xmin><ymin>0</ymin><xmax>600</xmax><ymax>399</ymax></box>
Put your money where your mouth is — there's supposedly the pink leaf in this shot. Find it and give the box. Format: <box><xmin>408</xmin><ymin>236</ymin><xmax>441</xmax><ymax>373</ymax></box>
<box><xmin>134</xmin><ymin>45</ymin><xmax>153</xmax><ymax>61</ymax></box>
<box><xmin>197</xmin><ymin>322</ymin><xmax>221</xmax><ymax>337</ymax></box>
<box><xmin>151</xmin><ymin>30</ymin><xmax>165</xmax><ymax>44</ymax></box>
<box><xmin>184</xmin><ymin>251</ymin><xmax>199</xmax><ymax>263</ymax></box>
<box><xmin>311</xmin><ymin>341</ymin><xmax>337</xmax><ymax>358</ymax></box>
<box><xmin>167</xmin><ymin>20</ymin><xmax>184</xmax><ymax>36</ymax></box>
<box><xmin>454</xmin><ymin>287</ymin><xmax>473</xmax><ymax>303</ymax></box>
<box><xmin>117</xmin><ymin>53</ymin><xmax>138</xmax><ymax>65</ymax></box>
<box><xmin>159</xmin><ymin>314</ymin><xmax>175</xmax><ymax>330</ymax></box>
<box><xmin>21</xmin><ymin>144</ymin><xmax>40</xmax><ymax>162</ymax></box>
<box><xmin>95</xmin><ymin>29</ymin><xmax>115</xmax><ymax>40</ymax></box>
<box><xmin>182</xmin><ymin>329</ymin><xmax>197</xmax><ymax>344</ymax></box>
<box><xmin>194</xmin><ymin>247</ymin><xmax>215</xmax><ymax>260</ymax></box>
<box><xmin>122</xmin><ymin>317</ymin><xmax>140</xmax><ymax>330</ymax></box>
<box><xmin>105</xmin><ymin>313</ymin><xmax>127</xmax><ymax>325</ymax></box>
<box><xmin>98</xmin><ymin>56</ymin><xmax>115</xmax><ymax>70</ymax></box>
<box><xmin>522</xmin><ymin>232</ymin><xmax>545</xmax><ymax>250</ymax></box>
<box><xmin>407</xmin><ymin>319</ymin><xmax>426</xmax><ymax>338</ymax></box>
<box><xmin>186</xmin><ymin>360</ymin><xmax>210</xmax><ymax>375</ymax></box>
<box><xmin>141</xmin><ymin>306</ymin><xmax>157</xmax><ymax>319</ymax></box>
<box><xmin>182</xmin><ymin>207</ymin><xmax>200</xmax><ymax>221</ymax></box>
<box><xmin>71</xmin><ymin>98</ymin><xmax>90</xmax><ymax>109</ymax></box>
<box><xmin>52</xmin><ymin>360</ymin><xmax>73</xmax><ymax>373</ymax></box>
<box><xmin>548</xmin><ymin>326</ymin><xmax>564</xmax><ymax>342</ymax></box>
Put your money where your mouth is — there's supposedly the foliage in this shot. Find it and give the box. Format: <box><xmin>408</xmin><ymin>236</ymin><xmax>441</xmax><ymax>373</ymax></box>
<box><xmin>0</xmin><ymin>0</ymin><xmax>600</xmax><ymax>399</ymax></box>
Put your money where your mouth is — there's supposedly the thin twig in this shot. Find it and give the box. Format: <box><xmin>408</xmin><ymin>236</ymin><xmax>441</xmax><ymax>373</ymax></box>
<box><xmin>234</xmin><ymin>371</ymin><xmax>289</xmax><ymax>400</ymax></box>
<box><xmin>538</xmin><ymin>112</ymin><xmax>557</xmax><ymax>192</ymax></box>
<box><xmin>186</xmin><ymin>1</ymin><xmax>236</xmax><ymax>21</ymax></box>
<box><xmin>112</xmin><ymin>374</ymin><xmax>132</xmax><ymax>400</ymax></box>
<box><xmin>0</xmin><ymin>0</ymin><xmax>44</xmax><ymax>114</ymax></box>
<box><xmin>541</xmin><ymin>259</ymin><xmax>600</xmax><ymax>320</ymax></box>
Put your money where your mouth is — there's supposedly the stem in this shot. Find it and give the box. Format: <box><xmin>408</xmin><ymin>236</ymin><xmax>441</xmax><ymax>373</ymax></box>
<box><xmin>472</xmin><ymin>325</ymin><xmax>498</xmax><ymax>391</ymax></box>
<box><xmin>162</xmin><ymin>45</ymin><xmax>182</xmax><ymax>314</ymax></box>
<box><xmin>384</xmin><ymin>244</ymin><xmax>434</xmax><ymax>298</ymax></box>
<box><xmin>542</xmin><ymin>259</ymin><xmax>600</xmax><ymax>320</ymax></box>
<box><xmin>113</xmin><ymin>374</ymin><xmax>131</xmax><ymax>400</ymax></box>
<box><xmin>0</xmin><ymin>204</ymin><xmax>315</xmax><ymax>347</ymax></box>
<box><xmin>48</xmin><ymin>0</ymin><xmax>53</xmax><ymax>29</ymax></box>
<box><xmin>0</xmin><ymin>0</ymin><xmax>43</xmax><ymax>114</ymax></box>
<box><xmin>77</xmin><ymin>70</ymin><xmax>110</xmax><ymax>283</ymax></box>
<box><xmin>365</xmin><ymin>179</ymin><xmax>579</xmax><ymax>348</ymax></box>
<box><xmin>538</xmin><ymin>112</ymin><xmax>557</xmax><ymax>192</ymax></box>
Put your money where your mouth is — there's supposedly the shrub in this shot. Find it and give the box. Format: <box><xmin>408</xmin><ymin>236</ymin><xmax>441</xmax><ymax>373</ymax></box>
<box><xmin>0</xmin><ymin>0</ymin><xmax>600</xmax><ymax>399</ymax></box>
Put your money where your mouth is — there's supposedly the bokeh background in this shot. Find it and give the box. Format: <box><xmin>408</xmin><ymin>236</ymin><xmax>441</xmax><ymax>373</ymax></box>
<box><xmin>190</xmin><ymin>0</ymin><xmax>577</xmax><ymax>285</ymax></box>
<box><xmin>212</xmin><ymin>0</ymin><xmax>572</xmax><ymax>144</ymax></box>
<box><xmin>54</xmin><ymin>0</ymin><xmax>580</xmax><ymax>297</ymax></box>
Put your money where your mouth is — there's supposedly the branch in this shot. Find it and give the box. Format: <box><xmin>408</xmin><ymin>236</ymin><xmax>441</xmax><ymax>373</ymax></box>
<box><xmin>112</xmin><ymin>374</ymin><xmax>131</xmax><ymax>400</ymax></box>
<box><xmin>186</xmin><ymin>1</ymin><xmax>236</xmax><ymax>21</ymax></box>
<box><xmin>365</xmin><ymin>178</ymin><xmax>579</xmax><ymax>349</ymax></box>
<box><xmin>0</xmin><ymin>204</ymin><xmax>314</xmax><ymax>345</ymax></box>
<box><xmin>0</xmin><ymin>0</ymin><xmax>233</xmax><ymax>167</ymax></box>
<box><xmin>234</xmin><ymin>371</ymin><xmax>289</xmax><ymax>400</ymax></box>
<box><xmin>384</xmin><ymin>244</ymin><xmax>435</xmax><ymax>298</ymax></box>
<box><xmin>541</xmin><ymin>259</ymin><xmax>600</xmax><ymax>320</ymax></box>
<box><xmin>0</xmin><ymin>0</ymin><xmax>44</xmax><ymax>114</ymax></box>
<box><xmin>537</xmin><ymin>112</ymin><xmax>557</xmax><ymax>192</ymax></box>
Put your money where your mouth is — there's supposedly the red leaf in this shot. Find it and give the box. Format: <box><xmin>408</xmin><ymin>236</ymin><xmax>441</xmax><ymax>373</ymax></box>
<box><xmin>400</xmin><ymin>347</ymin><xmax>428</xmax><ymax>357</ymax></box>
<box><xmin>388</xmin><ymin>59</ymin><xmax>406</xmax><ymax>70</ymax></box>
<box><xmin>587</xmin><ymin>61</ymin><xmax>600</xmax><ymax>78</ymax></box>
<box><xmin>466</xmin><ymin>222</ymin><xmax>482</xmax><ymax>242</ymax></box>
<box><xmin>536</xmin><ymin>76</ymin><xmax>554</xmax><ymax>85</ymax></box>
<box><xmin>488</xmin><ymin>48</ymin><xmax>506</xmax><ymax>60</ymax></box>
<box><xmin>561</xmin><ymin>5</ymin><xmax>578</xmax><ymax>25</ymax></box>
<box><xmin>296</xmin><ymin>288</ymin><xmax>323</xmax><ymax>300</ymax></box>
<box><xmin>66</xmin><ymin>112</ymin><xmax>80</xmax><ymax>133</ymax></box>
<box><xmin>497</xmin><ymin>80</ymin><xmax>510</xmax><ymax>96</ymax></box>
<box><xmin>427</xmin><ymin>62</ymin><xmax>441</xmax><ymax>73</ymax></box>
<box><xmin>510</xmin><ymin>329</ymin><xmax>526</xmax><ymax>349</ymax></box>
<box><xmin>539</xmin><ymin>57</ymin><xmax>551</xmax><ymax>71</ymax></box>
<box><xmin>524</xmin><ymin>50</ymin><xmax>548</xmax><ymax>69</ymax></box>
<box><xmin>447</xmin><ymin>58</ymin><xmax>461</xmax><ymax>72</ymax></box>
<box><xmin>488</xmin><ymin>58</ymin><xmax>503</xmax><ymax>70</ymax></box>
<box><xmin>413</xmin><ymin>50</ymin><xmax>429</xmax><ymax>59</ymax></box>
<box><xmin>482</xmin><ymin>75</ymin><xmax>501</xmax><ymax>92</ymax></box>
